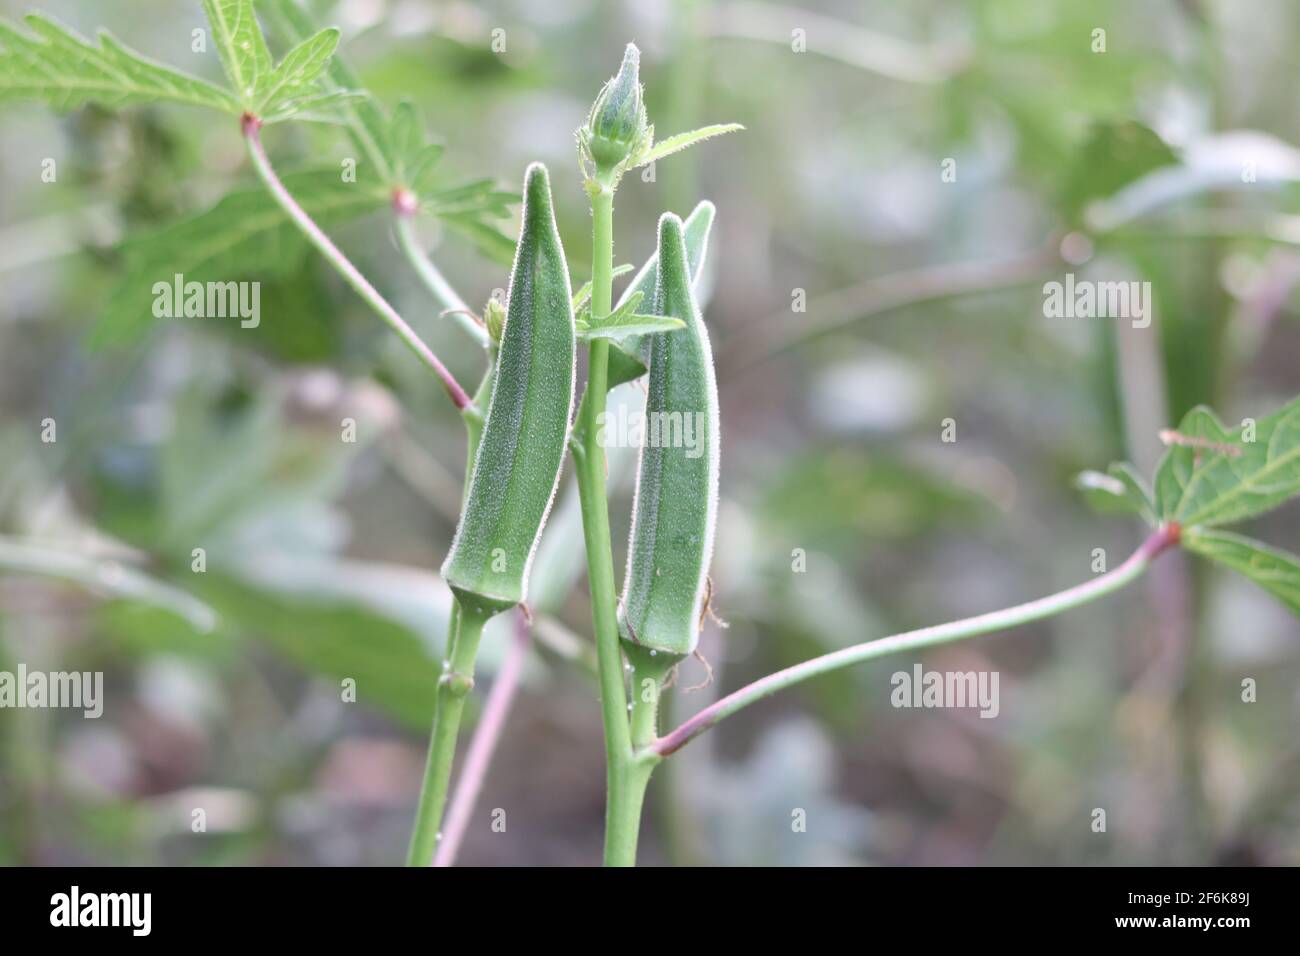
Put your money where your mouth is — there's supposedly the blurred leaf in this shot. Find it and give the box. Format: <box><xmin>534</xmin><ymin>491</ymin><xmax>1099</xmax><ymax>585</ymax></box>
<box><xmin>1088</xmin><ymin>131</ymin><xmax>1300</xmax><ymax>231</ymax></box>
<box><xmin>254</xmin><ymin>27</ymin><xmax>342</xmax><ymax>117</ymax></box>
<box><xmin>260</xmin><ymin>0</ymin><xmax>393</xmax><ymax>176</ymax></box>
<box><xmin>196</xmin><ymin>575</ymin><xmax>442</xmax><ymax>729</ymax></box>
<box><xmin>1154</xmin><ymin>398</ymin><xmax>1300</xmax><ymax>527</ymax></box>
<box><xmin>0</xmin><ymin>536</ymin><xmax>217</xmax><ymax>631</ymax></box>
<box><xmin>760</xmin><ymin>448</ymin><xmax>989</xmax><ymax>553</ymax></box>
<box><xmin>1075</xmin><ymin>462</ymin><xmax>1156</xmax><ymax>525</ymax></box>
<box><xmin>439</xmin><ymin>212</ymin><xmax>518</xmax><ymax>266</ymax></box>
<box><xmin>1061</xmin><ymin>120</ymin><xmax>1177</xmax><ymax>225</ymax></box>
<box><xmin>260</xmin><ymin>0</ymin><xmax>516</xmax><ymax>260</ymax></box>
<box><xmin>96</xmin><ymin>169</ymin><xmax>388</xmax><ymax>346</ymax></box>
<box><xmin>0</xmin><ymin>13</ymin><xmax>239</xmax><ymax>113</ymax></box>
<box><xmin>262</xmin><ymin>88</ymin><xmax>367</xmax><ymax>125</ymax></box>
<box><xmin>1184</xmin><ymin>528</ymin><xmax>1300</xmax><ymax>617</ymax></box>
<box><xmin>201</xmin><ymin>0</ymin><xmax>271</xmax><ymax>109</ymax></box>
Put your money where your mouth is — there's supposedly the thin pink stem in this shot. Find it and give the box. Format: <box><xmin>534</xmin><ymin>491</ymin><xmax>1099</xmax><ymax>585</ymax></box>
<box><xmin>652</xmin><ymin>524</ymin><xmax>1181</xmax><ymax>758</ymax></box>
<box><xmin>240</xmin><ymin>114</ymin><xmax>472</xmax><ymax>411</ymax></box>
<box><xmin>433</xmin><ymin>609</ymin><xmax>532</xmax><ymax>866</ymax></box>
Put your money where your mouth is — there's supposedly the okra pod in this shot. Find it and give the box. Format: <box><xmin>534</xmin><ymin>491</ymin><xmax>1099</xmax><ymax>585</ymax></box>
<box><xmin>618</xmin><ymin>213</ymin><xmax>720</xmax><ymax>658</ymax></box>
<box><xmin>441</xmin><ymin>162</ymin><xmax>576</xmax><ymax>615</ymax></box>
<box><xmin>607</xmin><ymin>200</ymin><xmax>716</xmax><ymax>389</ymax></box>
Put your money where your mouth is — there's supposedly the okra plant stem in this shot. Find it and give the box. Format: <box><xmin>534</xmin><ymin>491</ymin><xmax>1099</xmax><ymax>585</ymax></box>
<box><xmin>572</xmin><ymin>182</ymin><xmax>645</xmax><ymax>866</ymax></box>
<box><xmin>241</xmin><ymin>115</ymin><xmax>473</xmax><ymax>411</ymax></box>
<box><xmin>649</xmin><ymin>524</ymin><xmax>1182</xmax><ymax>759</ymax></box>
<box><xmin>405</xmin><ymin>597</ymin><xmax>492</xmax><ymax>866</ymax></box>
<box><xmin>434</xmin><ymin>610</ymin><xmax>531</xmax><ymax>867</ymax></box>
<box><xmin>392</xmin><ymin>210</ymin><xmax>493</xmax><ymax>351</ymax></box>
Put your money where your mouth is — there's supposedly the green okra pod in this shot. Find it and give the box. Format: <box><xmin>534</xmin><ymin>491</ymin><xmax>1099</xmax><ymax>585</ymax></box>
<box><xmin>618</xmin><ymin>212</ymin><xmax>721</xmax><ymax>658</ymax></box>
<box><xmin>441</xmin><ymin>162</ymin><xmax>576</xmax><ymax>614</ymax></box>
<box><xmin>607</xmin><ymin>200</ymin><xmax>716</xmax><ymax>390</ymax></box>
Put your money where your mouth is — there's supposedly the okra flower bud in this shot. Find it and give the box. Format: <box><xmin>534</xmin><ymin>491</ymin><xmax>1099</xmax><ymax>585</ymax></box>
<box><xmin>581</xmin><ymin>43</ymin><xmax>648</xmax><ymax>176</ymax></box>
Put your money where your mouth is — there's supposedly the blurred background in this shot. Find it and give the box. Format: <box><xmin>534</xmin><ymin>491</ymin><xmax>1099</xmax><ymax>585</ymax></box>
<box><xmin>2</xmin><ymin>0</ymin><xmax>1298</xmax><ymax>866</ymax></box>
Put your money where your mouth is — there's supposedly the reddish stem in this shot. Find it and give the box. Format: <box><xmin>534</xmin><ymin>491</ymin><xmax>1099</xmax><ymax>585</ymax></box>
<box><xmin>241</xmin><ymin>114</ymin><xmax>471</xmax><ymax>410</ymax></box>
<box><xmin>653</xmin><ymin>524</ymin><xmax>1181</xmax><ymax>758</ymax></box>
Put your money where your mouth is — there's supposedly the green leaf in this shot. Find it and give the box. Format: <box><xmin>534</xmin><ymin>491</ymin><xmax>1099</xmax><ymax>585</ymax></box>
<box><xmin>1154</xmin><ymin>398</ymin><xmax>1300</xmax><ymax>528</ymax></box>
<box><xmin>96</xmin><ymin>170</ymin><xmax>388</xmax><ymax>347</ymax></box>
<box><xmin>1183</xmin><ymin>528</ymin><xmax>1300</xmax><ymax>617</ymax></box>
<box><xmin>0</xmin><ymin>13</ymin><xmax>239</xmax><ymax>113</ymax></box>
<box><xmin>1060</xmin><ymin>120</ymin><xmax>1177</xmax><ymax>227</ymax></box>
<box><xmin>578</xmin><ymin>292</ymin><xmax>686</xmax><ymax>341</ymax></box>
<box><xmin>1076</xmin><ymin>462</ymin><xmax>1156</xmax><ymax>525</ymax></box>
<box><xmin>202</xmin><ymin>0</ymin><xmax>271</xmax><ymax>108</ymax></box>
<box><xmin>607</xmin><ymin>200</ymin><xmax>716</xmax><ymax>388</ymax></box>
<box><xmin>0</xmin><ymin>536</ymin><xmax>217</xmax><ymax>633</ymax></box>
<box><xmin>254</xmin><ymin>26</ymin><xmax>339</xmax><ymax>115</ymax></box>
<box><xmin>634</xmin><ymin>123</ymin><xmax>744</xmax><ymax>168</ymax></box>
<box><xmin>440</xmin><ymin>213</ymin><xmax>518</xmax><ymax>267</ymax></box>
<box><xmin>259</xmin><ymin>1</ymin><xmax>517</xmax><ymax>262</ymax></box>
<box><xmin>260</xmin><ymin>88</ymin><xmax>366</xmax><ymax>125</ymax></box>
<box><xmin>580</xmin><ymin>315</ymin><xmax>687</xmax><ymax>341</ymax></box>
<box><xmin>259</xmin><ymin>0</ymin><xmax>392</xmax><ymax>176</ymax></box>
<box><xmin>573</xmin><ymin>264</ymin><xmax>633</xmax><ymax>311</ymax></box>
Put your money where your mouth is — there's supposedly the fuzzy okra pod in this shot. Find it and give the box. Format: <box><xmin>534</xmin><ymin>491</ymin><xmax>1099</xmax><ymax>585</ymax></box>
<box><xmin>606</xmin><ymin>200</ymin><xmax>716</xmax><ymax>389</ymax></box>
<box><xmin>441</xmin><ymin>162</ymin><xmax>576</xmax><ymax>615</ymax></box>
<box><xmin>618</xmin><ymin>213</ymin><xmax>721</xmax><ymax>659</ymax></box>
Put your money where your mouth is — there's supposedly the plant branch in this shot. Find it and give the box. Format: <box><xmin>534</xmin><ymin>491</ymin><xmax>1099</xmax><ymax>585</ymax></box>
<box><xmin>650</xmin><ymin>524</ymin><xmax>1182</xmax><ymax>758</ymax></box>
<box><xmin>572</xmin><ymin>182</ymin><xmax>643</xmax><ymax>865</ymax></box>
<box><xmin>405</xmin><ymin>596</ymin><xmax>492</xmax><ymax>865</ymax></box>
<box><xmin>392</xmin><ymin>203</ymin><xmax>494</xmax><ymax>351</ymax></box>
<box><xmin>725</xmin><ymin>241</ymin><xmax>1061</xmax><ymax>375</ymax></box>
<box><xmin>434</xmin><ymin>609</ymin><xmax>532</xmax><ymax>867</ymax></box>
<box><xmin>704</xmin><ymin>1</ymin><xmax>968</xmax><ymax>84</ymax></box>
<box><xmin>241</xmin><ymin>114</ymin><xmax>472</xmax><ymax>410</ymax></box>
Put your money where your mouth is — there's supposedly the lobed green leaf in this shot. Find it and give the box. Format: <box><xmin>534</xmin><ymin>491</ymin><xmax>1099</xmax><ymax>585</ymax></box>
<box><xmin>202</xmin><ymin>0</ymin><xmax>271</xmax><ymax>108</ymax></box>
<box><xmin>0</xmin><ymin>13</ymin><xmax>239</xmax><ymax>113</ymax></box>
<box><xmin>1076</xmin><ymin>462</ymin><xmax>1156</xmax><ymax>525</ymax></box>
<box><xmin>254</xmin><ymin>26</ymin><xmax>338</xmax><ymax>114</ymax></box>
<box><xmin>1183</xmin><ymin>528</ymin><xmax>1300</xmax><ymax>617</ymax></box>
<box><xmin>96</xmin><ymin>169</ymin><xmax>389</xmax><ymax>347</ymax></box>
<box><xmin>1154</xmin><ymin>398</ymin><xmax>1300</xmax><ymax>528</ymax></box>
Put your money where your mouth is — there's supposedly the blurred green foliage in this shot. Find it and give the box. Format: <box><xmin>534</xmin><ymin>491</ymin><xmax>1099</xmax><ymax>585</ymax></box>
<box><xmin>1</xmin><ymin>0</ymin><xmax>1298</xmax><ymax>866</ymax></box>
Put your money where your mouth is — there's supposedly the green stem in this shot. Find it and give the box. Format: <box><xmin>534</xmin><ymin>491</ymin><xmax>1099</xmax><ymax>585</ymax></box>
<box><xmin>651</xmin><ymin>524</ymin><xmax>1182</xmax><ymax>758</ymax></box>
<box><xmin>392</xmin><ymin>209</ymin><xmax>493</xmax><ymax>351</ymax></box>
<box><xmin>241</xmin><ymin>115</ymin><xmax>472</xmax><ymax>411</ymax></box>
<box><xmin>405</xmin><ymin>363</ymin><xmax>494</xmax><ymax>865</ymax></box>
<box><xmin>405</xmin><ymin>596</ymin><xmax>493</xmax><ymax>866</ymax></box>
<box><xmin>572</xmin><ymin>182</ymin><xmax>646</xmax><ymax>865</ymax></box>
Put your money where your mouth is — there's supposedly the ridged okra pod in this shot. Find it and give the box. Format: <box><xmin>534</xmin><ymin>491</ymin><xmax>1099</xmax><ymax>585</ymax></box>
<box><xmin>606</xmin><ymin>200</ymin><xmax>716</xmax><ymax>389</ymax></box>
<box><xmin>618</xmin><ymin>213</ymin><xmax>720</xmax><ymax>658</ymax></box>
<box><xmin>441</xmin><ymin>162</ymin><xmax>576</xmax><ymax>615</ymax></box>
